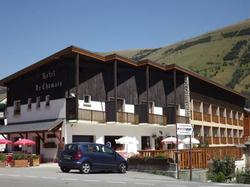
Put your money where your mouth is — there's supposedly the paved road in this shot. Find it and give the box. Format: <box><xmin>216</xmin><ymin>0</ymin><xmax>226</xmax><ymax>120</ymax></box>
<box><xmin>0</xmin><ymin>164</ymin><xmax>248</xmax><ymax>187</ymax></box>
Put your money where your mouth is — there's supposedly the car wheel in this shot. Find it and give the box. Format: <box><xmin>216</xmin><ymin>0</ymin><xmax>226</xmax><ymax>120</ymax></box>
<box><xmin>60</xmin><ymin>167</ymin><xmax>70</xmax><ymax>173</ymax></box>
<box><xmin>118</xmin><ymin>162</ymin><xmax>127</xmax><ymax>173</ymax></box>
<box><xmin>80</xmin><ymin>162</ymin><xmax>91</xmax><ymax>174</ymax></box>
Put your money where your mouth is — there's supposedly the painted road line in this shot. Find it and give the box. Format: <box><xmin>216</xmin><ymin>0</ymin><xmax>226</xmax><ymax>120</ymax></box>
<box><xmin>61</xmin><ymin>178</ymin><xmax>78</xmax><ymax>181</ymax></box>
<box><xmin>135</xmin><ymin>182</ymin><xmax>155</xmax><ymax>186</ymax></box>
<box><xmin>6</xmin><ymin>174</ymin><xmax>21</xmax><ymax>177</ymax></box>
<box><xmin>106</xmin><ymin>181</ymin><xmax>127</xmax><ymax>184</ymax></box>
<box><xmin>24</xmin><ymin>175</ymin><xmax>39</xmax><ymax>178</ymax></box>
<box><xmin>83</xmin><ymin>179</ymin><xmax>100</xmax><ymax>182</ymax></box>
<box><xmin>40</xmin><ymin>176</ymin><xmax>57</xmax><ymax>180</ymax></box>
<box><xmin>165</xmin><ymin>185</ymin><xmax>188</xmax><ymax>187</ymax></box>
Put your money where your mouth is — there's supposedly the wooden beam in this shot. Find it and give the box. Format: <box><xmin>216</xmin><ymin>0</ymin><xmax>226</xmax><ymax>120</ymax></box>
<box><xmin>54</xmin><ymin>131</ymin><xmax>61</xmax><ymax>143</ymax></box>
<box><xmin>114</xmin><ymin>59</ymin><xmax>117</xmax><ymax>122</ymax></box>
<box><xmin>146</xmin><ymin>65</ymin><xmax>149</xmax><ymax>103</ymax></box>
<box><xmin>35</xmin><ymin>132</ymin><xmax>45</xmax><ymax>143</ymax></box>
<box><xmin>75</xmin><ymin>53</ymin><xmax>79</xmax><ymax>120</ymax></box>
<box><xmin>1</xmin><ymin>134</ymin><xmax>7</xmax><ymax>139</ymax></box>
<box><xmin>19</xmin><ymin>133</ymin><xmax>24</xmax><ymax>138</ymax></box>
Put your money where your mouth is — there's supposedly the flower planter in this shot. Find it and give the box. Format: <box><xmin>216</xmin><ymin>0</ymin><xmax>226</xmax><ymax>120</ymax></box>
<box><xmin>0</xmin><ymin>161</ymin><xmax>5</xmax><ymax>168</ymax></box>
<box><xmin>30</xmin><ymin>158</ymin><xmax>40</xmax><ymax>166</ymax></box>
<box><xmin>13</xmin><ymin>160</ymin><xmax>29</xmax><ymax>167</ymax></box>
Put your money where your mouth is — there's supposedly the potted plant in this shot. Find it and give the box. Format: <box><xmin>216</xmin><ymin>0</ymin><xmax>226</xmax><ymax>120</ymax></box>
<box><xmin>0</xmin><ymin>153</ymin><xmax>6</xmax><ymax>167</ymax></box>
<box><xmin>29</xmin><ymin>154</ymin><xmax>40</xmax><ymax>166</ymax></box>
<box><xmin>13</xmin><ymin>153</ymin><xmax>29</xmax><ymax>167</ymax></box>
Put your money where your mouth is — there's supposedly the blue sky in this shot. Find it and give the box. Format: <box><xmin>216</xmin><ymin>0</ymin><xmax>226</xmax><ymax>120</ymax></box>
<box><xmin>0</xmin><ymin>0</ymin><xmax>250</xmax><ymax>79</ymax></box>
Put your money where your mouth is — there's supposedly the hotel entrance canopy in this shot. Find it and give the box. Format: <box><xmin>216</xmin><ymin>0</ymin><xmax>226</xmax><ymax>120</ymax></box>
<box><xmin>0</xmin><ymin>119</ymin><xmax>63</xmax><ymax>134</ymax></box>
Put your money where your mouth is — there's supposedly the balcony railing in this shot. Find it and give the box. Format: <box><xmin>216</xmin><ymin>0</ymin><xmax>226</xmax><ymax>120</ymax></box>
<box><xmin>239</xmin><ymin>138</ymin><xmax>245</xmax><ymax>144</ymax></box>
<box><xmin>149</xmin><ymin>114</ymin><xmax>167</xmax><ymax>125</ymax></box>
<box><xmin>193</xmin><ymin>111</ymin><xmax>202</xmax><ymax>121</ymax></box>
<box><xmin>78</xmin><ymin>109</ymin><xmax>106</xmax><ymax>122</ymax></box>
<box><xmin>239</xmin><ymin>120</ymin><xmax>243</xmax><ymax>126</ymax></box>
<box><xmin>203</xmin><ymin>113</ymin><xmax>211</xmax><ymax>122</ymax></box>
<box><xmin>212</xmin><ymin>115</ymin><xmax>219</xmax><ymax>123</ymax></box>
<box><xmin>221</xmin><ymin>137</ymin><xmax>227</xmax><ymax>144</ymax></box>
<box><xmin>234</xmin><ymin>138</ymin><xmax>239</xmax><ymax>144</ymax></box>
<box><xmin>220</xmin><ymin>117</ymin><xmax>226</xmax><ymax>124</ymax></box>
<box><xmin>204</xmin><ymin>137</ymin><xmax>212</xmax><ymax>144</ymax></box>
<box><xmin>233</xmin><ymin>119</ymin><xmax>238</xmax><ymax>126</ymax></box>
<box><xmin>227</xmin><ymin>118</ymin><xmax>232</xmax><ymax>125</ymax></box>
<box><xmin>117</xmin><ymin>112</ymin><xmax>139</xmax><ymax>124</ymax></box>
<box><xmin>176</xmin><ymin>115</ymin><xmax>189</xmax><ymax>123</ymax></box>
<box><xmin>228</xmin><ymin>137</ymin><xmax>233</xmax><ymax>144</ymax></box>
<box><xmin>213</xmin><ymin>137</ymin><xmax>220</xmax><ymax>144</ymax></box>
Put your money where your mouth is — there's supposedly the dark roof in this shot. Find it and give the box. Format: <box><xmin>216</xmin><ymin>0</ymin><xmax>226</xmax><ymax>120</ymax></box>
<box><xmin>0</xmin><ymin>119</ymin><xmax>63</xmax><ymax>134</ymax></box>
<box><xmin>0</xmin><ymin>45</ymin><xmax>246</xmax><ymax>98</ymax></box>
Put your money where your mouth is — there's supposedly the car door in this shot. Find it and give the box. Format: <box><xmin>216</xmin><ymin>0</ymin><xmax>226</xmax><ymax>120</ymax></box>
<box><xmin>87</xmin><ymin>144</ymin><xmax>106</xmax><ymax>170</ymax></box>
<box><xmin>99</xmin><ymin>145</ymin><xmax>117</xmax><ymax>170</ymax></box>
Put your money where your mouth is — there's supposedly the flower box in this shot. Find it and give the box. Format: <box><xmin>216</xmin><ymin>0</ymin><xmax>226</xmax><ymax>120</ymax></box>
<box><xmin>0</xmin><ymin>161</ymin><xmax>5</xmax><ymax>168</ymax></box>
<box><xmin>30</xmin><ymin>157</ymin><xmax>40</xmax><ymax>166</ymax></box>
<box><xmin>13</xmin><ymin>160</ymin><xmax>29</xmax><ymax>167</ymax></box>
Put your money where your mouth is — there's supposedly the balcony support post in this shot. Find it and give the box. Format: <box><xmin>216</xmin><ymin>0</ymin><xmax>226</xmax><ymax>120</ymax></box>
<box><xmin>114</xmin><ymin>60</ymin><xmax>118</xmax><ymax>122</ymax></box>
<box><xmin>75</xmin><ymin>53</ymin><xmax>79</xmax><ymax>120</ymax></box>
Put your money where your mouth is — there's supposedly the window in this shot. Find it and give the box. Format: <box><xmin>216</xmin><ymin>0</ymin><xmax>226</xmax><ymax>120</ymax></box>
<box><xmin>84</xmin><ymin>95</ymin><xmax>91</xmax><ymax>103</ymax></box>
<box><xmin>27</xmin><ymin>98</ymin><xmax>32</xmax><ymax>109</ymax></box>
<box><xmin>45</xmin><ymin>95</ymin><xmax>50</xmax><ymax>106</ymax></box>
<box><xmin>36</xmin><ymin>97</ymin><xmax>40</xmax><ymax>108</ymax></box>
<box><xmin>141</xmin><ymin>136</ymin><xmax>151</xmax><ymax>150</ymax></box>
<box><xmin>14</xmin><ymin>100</ymin><xmax>21</xmax><ymax>115</ymax></box>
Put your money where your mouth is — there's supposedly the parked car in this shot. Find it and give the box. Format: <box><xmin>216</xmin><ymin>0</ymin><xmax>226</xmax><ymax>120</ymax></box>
<box><xmin>58</xmin><ymin>142</ymin><xmax>128</xmax><ymax>174</ymax></box>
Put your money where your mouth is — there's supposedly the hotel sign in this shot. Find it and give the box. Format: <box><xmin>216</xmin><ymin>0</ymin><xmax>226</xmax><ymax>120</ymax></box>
<box><xmin>35</xmin><ymin>70</ymin><xmax>63</xmax><ymax>92</ymax></box>
<box><xmin>177</xmin><ymin>123</ymin><xmax>193</xmax><ymax>135</ymax></box>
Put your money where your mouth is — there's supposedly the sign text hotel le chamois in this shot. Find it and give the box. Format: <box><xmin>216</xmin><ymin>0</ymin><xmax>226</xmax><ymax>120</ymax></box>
<box><xmin>35</xmin><ymin>70</ymin><xmax>62</xmax><ymax>92</ymax></box>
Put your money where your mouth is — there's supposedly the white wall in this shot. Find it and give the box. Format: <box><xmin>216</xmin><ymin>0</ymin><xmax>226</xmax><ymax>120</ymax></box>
<box><xmin>78</xmin><ymin>100</ymin><xmax>164</xmax><ymax>115</ymax></box>
<box><xmin>6</xmin><ymin>98</ymin><xmax>66</xmax><ymax>123</ymax></box>
<box><xmin>63</xmin><ymin>122</ymin><xmax>171</xmax><ymax>150</ymax></box>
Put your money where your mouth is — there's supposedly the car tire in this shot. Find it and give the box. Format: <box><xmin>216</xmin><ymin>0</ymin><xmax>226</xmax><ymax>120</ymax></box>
<box><xmin>80</xmin><ymin>162</ymin><xmax>91</xmax><ymax>174</ymax></box>
<box><xmin>60</xmin><ymin>167</ymin><xmax>70</xmax><ymax>173</ymax></box>
<box><xmin>118</xmin><ymin>162</ymin><xmax>127</xmax><ymax>173</ymax></box>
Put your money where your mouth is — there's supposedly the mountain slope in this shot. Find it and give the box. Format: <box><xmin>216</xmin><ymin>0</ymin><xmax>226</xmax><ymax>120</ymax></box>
<box><xmin>107</xmin><ymin>19</ymin><xmax>250</xmax><ymax>105</ymax></box>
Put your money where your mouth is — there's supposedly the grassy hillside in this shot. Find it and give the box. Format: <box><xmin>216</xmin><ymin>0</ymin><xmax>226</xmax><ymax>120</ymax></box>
<box><xmin>107</xmin><ymin>19</ymin><xmax>250</xmax><ymax>106</ymax></box>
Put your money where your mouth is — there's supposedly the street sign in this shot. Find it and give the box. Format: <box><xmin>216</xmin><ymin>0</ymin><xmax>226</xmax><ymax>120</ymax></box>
<box><xmin>177</xmin><ymin>123</ymin><xmax>193</xmax><ymax>135</ymax></box>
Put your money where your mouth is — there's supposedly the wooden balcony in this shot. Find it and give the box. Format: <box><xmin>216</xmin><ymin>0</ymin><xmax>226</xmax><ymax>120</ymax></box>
<box><xmin>193</xmin><ymin>111</ymin><xmax>202</xmax><ymax>121</ymax></box>
<box><xmin>234</xmin><ymin>138</ymin><xmax>239</xmax><ymax>144</ymax></box>
<box><xmin>239</xmin><ymin>120</ymin><xmax>243</xmax><ymax>126</ymax></box>
<box><xmin>220</xmin><ymin>117</ymin><xmax>226</xmax><ymax>124</ymax></box>
<box><xmin>117</xmin><ymin>112</ymin><xmax>139</xmax><ymax>124</ymax></box>
<box><xmin>149</xmin><ymin>114</ymin><xmax>167</xmax><ymax>125</ymax></box>
<box><xmin>221</xmin><ymin>137</ymin><xmax>227</xmax><ymax>144</ymax></box>
<box><xmin>227</xmin><ymin>118</ymin><xmax>232</xmax><ymax>125</ymax></box>
<box><xmin>78</xmin><ymin>109</ymin><xmax>105</xmax><ymax>122</ymax></box>
<box><xmin>176</xmin><ymin>115</ymin><xmax>189</xmax><ymax>123</ymax></box>
<box><xmin>233</xmin><ymin>119</ymin><xmax>238</xmax><ymax>126</ymax></box>
<box><xmin>78</xmin><ymin>109</ymin><xmax>140</xmax><ymax>124</ymax></box>
<box><xmin>204</xmin><ymin>137</ymin><xmax>212</xmax><ymax>144</ymax></box>
<box><xmin>228</xmin><ymin>137</ymin><xmax>233</xmax><ymax>144</ymax></box>
<box><xmin>239</xmin><ymin>138</ymin><xmax>245</xmax><ymax>144</ymax></box>
<box><xmin>212</xmin><ymin>115</ymin><xmax>219</xmax><ymax>123</ymax></box>
<box><xmin>213</xmin><ymin>137</ymin><xmax>220</xmax><ymax>144</ymax></box>
<box><xmin>203</xmin><ymin>113</ymin><xmax>211</xmax><ymax>122</ymax></box>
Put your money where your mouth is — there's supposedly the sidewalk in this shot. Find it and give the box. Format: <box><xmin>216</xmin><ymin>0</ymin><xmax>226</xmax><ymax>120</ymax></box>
<box><xmin>35</xmin><ymin>163</ymin><xmax>58</xmax><ymax>168</ymax></box>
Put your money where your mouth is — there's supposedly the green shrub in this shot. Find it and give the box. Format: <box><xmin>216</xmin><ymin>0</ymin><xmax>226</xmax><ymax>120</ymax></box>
<box><xmin>13</xmin><ymin>153</ymin><xmax>28</xmax><ymax>160</ymax></box>
<box><xmin>0</xmin><ymin>153</ymin><xmax>6</xmax><ymax>162</ymax></box>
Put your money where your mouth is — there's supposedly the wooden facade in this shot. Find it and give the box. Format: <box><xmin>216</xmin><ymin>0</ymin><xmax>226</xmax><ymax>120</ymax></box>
<box><xmin>0</xmin><ymin>46</ymin><xmax>247</xmax><ymax>145</ymax></box>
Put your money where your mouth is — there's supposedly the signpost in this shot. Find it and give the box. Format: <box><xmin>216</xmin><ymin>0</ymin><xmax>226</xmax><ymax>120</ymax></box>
<box><xmin>177</xmin><ymin>123</ymin><xmax>193</xmax><ymax>181</ymax></box>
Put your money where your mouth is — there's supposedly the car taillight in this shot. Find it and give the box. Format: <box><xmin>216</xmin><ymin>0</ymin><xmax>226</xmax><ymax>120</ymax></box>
<box><xmin>74</xmin><ymin>150</ymin><xmax>83</xmax><ymax>160</ymax></box>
